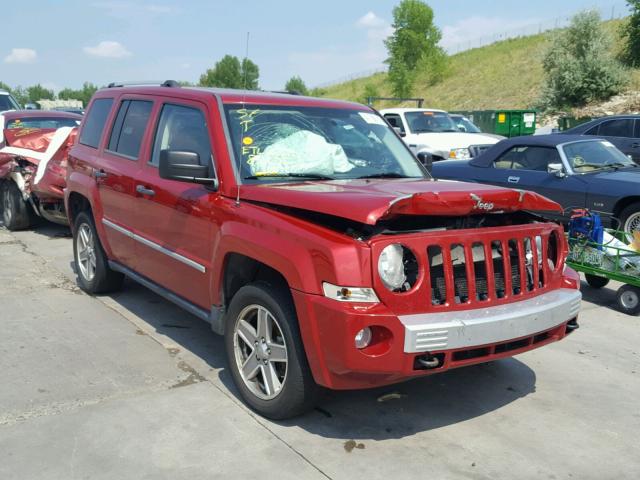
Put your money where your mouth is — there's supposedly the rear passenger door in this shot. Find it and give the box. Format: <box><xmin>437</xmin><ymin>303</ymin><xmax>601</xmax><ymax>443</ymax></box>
<box><xmin>96</xmin><ymin>97</ymin><xmax>154</xmax><ymax>268</ymax></box>
<box><xmin>131</xmin><ymin>100</ymin><xmax>217</xmax><ymax>310</ymax></box>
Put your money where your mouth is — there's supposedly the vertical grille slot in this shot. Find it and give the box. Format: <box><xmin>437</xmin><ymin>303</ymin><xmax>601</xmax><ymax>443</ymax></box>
<box><xmin>508</xmin><ymin>238</ymin><xmax>522</xmax><ymax>295</ymax></box>
<box><xmin>492</xmin><ymin>240</ymin><xmax>506</xmax><ymax>299</ymax></box>
<box><xmin>472</xmin><ymin>242</ymin><xmax>489</xmax><ymax>301</ymax></box>
<box><xmin>428</xmin><ymin>245</ymin><xmax>445</xmax><ymax>305</ymax></box>
<box><xmin>524</xmin><ymin>237</ymin><xmax>535</xmax><ymax>292</ymax></box>
<box><xmin>450</xmin><ymin>244</ymin><xmax>468</xmax><ymax>304</ymax></box>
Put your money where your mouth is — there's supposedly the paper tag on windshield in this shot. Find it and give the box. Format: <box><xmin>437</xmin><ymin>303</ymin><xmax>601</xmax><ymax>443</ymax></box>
<box><xmin>359</xmin><ymin>112</ymin><xmax>386</xmax><ymax>126</ymax></box>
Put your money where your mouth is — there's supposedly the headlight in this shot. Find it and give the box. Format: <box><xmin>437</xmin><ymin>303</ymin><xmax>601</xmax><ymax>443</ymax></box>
<box><xmin>378</xmin><ymin>244</ymin><xmax>408</xmax><ymax>291</ymax></box>
<box><xmin>449</xmin><ymin>147</ymin><xmax>471</xmax><ymax>159</ymax></box>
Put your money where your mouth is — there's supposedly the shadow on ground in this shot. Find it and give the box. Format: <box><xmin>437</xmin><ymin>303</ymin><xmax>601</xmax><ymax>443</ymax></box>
<box><xmin>97</xmin><ymin>271</ymin><xmax>538</xmax><ymax>441</ymax></box>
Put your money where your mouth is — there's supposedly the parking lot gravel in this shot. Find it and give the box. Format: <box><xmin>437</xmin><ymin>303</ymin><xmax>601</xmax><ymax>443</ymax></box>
<box><xmin>1</xmin><ymin>223</ymin><xmax>639</xmax><ymax>479</ymax></box>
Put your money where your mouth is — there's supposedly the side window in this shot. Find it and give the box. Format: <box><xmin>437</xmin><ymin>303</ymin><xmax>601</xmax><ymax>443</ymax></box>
<box><xmin>584</xmin><ymin>125</ymin><xmax>600</xmax><ymax>135</ymax></box>
<box><xmin>598</xmin><ymin>119</ymin><xmax>633</xmax><ymax>137</ymax></box>
<box><xmin>384</xmin><ymin>114</ymin><xmax>405</xmax><ymax>133</ymax></box>
<box><xmin>150</xmin><ymin>104</ymin><xmax>212</xmax><ymax>168</ymax></box>
<box><xmin>107</xmin><ymin>100</ymin><xmax>153</xmax><ymax>159</ymax></box>
<box><xmin>493</xmin><ymin>146</ymin><xmax>560</xmax><ymax>171</ymax></box>
<box><xmin>79</xmin><ymin>98</ymin><xmax>114</xmax><ymax>148</ymax></box>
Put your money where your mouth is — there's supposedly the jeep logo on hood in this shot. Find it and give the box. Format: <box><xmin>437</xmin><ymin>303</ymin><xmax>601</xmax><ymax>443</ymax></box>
<box><xmin>470</xmin><ymin>193</ymin><xmax>494</xmax><ymax>211</ymax></box>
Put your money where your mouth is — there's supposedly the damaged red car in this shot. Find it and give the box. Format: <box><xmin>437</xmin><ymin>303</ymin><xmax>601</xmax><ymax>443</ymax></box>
<box><xmin>0</xmin><ymin>110</ymin><xmax>81</xmax><ymax>230</ymax></box>
<box><xmin>65</xmin><ymin>84</ymin><xmax>581</xmax><ymax>419</ymax></box>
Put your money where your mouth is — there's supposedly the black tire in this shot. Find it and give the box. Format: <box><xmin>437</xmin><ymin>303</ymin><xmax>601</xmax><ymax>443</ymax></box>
<box><xmin>224</xmin><ymin>282</ymin><xmax>319</xmax><ymax>419</ymax></box>
<box><xmin>618</xmin><ymin>202</ymin><xmax>640</xmax><ymax>235</ymax></box>
<box><xmin>72</xmin><ymin>211</ymin><xmax>124</xmax><ymax>294</ymax></box>
<box><xmin>1</xmin><ymin>180</ymin><xmax>32</xmax><ymax>231</ymax></box>
<box><xmin>585</xmin><ymin>273</ymin><xmax>609</xmax><ymax>289</ymax></box>
<box><xmin>616</xmin><ymin>284</ymin><xmax>640</xmax><ymax>316</ymax></box>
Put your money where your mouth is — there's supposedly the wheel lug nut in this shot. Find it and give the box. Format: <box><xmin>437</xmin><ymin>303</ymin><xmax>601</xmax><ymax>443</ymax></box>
<box><xmin>263</xmin><ymin>360</ymin><xmax>268</xmax><ymax>365</ymax></box>
<box><xmin>267</xmin><ymin>349</ymin><xmax>271</xmax><ymax>355</ymax></box>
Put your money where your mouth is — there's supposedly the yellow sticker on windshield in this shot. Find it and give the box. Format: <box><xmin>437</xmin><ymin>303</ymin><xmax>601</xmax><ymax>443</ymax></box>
<box><xmin>242</xmin><ymin>136</ymin><xmax>254</xmax><ymax>145</ymax></box>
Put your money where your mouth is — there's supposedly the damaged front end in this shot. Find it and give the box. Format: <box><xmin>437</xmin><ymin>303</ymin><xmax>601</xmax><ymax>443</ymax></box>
<box><xmin>0</xmin><ymin>126</ymin><xmax>77</xmax><ymax>225</ymax></box>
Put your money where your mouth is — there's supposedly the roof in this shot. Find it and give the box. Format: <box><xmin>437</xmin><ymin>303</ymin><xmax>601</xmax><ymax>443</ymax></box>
<box><xmin>92</xmin><ymin>85</ymin><xmax>368</xmax><ymax>110</ymax></box>
<box><xmin>379</xmin><ymin>107</ymin><xmax>447</xmax><ymax>114</ymax></box>
<box><xmin>1</xmin><ymin>110</ymin><xmax>83</xmax><ymax>121</ymax></box>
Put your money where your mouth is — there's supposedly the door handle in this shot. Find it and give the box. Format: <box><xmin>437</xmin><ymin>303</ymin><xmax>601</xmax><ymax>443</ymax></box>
<box><xmin>136</xmin><ymin>185</ymin><xmax>156</xmax><ymax>196</ymax></box>
<box><xmin>93</xmin><ymin>169</ymin><xmax>108</xmax><ymax>179</ymax></box>
<box><xmin>508</xmin><ymin>176</ymin><xmax>520</xmax><ymax>183</ymax></box>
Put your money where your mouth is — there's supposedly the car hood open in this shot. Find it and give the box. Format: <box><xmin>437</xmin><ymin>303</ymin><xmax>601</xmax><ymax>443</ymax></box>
<box><xmin>239</xmin><ymin>178</ymin><xmax>562</xmax><ymax>225</ymax></box>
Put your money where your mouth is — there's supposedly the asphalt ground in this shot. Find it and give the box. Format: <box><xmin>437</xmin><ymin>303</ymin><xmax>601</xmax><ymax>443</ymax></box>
<box><xmin>1</xmin><ymin>222</ymin><xmax>638</xmax><ymax>479</ymax></box>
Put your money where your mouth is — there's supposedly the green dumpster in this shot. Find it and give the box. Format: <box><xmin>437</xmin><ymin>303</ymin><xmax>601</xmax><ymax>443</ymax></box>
<box><xmin>452</xmin><ymin>110</ymin><xmax>537</xmax><ymax>137</ymax></box>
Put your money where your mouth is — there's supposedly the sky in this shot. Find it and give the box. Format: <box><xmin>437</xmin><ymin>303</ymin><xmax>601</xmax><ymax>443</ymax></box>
<box><xmin>0</xmin><ymin>0</ymin><xmax>631</xmax><ymax>92</ymax></box>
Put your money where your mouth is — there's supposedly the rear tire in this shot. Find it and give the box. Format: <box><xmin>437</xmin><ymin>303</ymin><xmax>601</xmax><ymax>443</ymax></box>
<box><xmin>616</xmin><ymin>284</ymin><xmax>640</xmax><ymax>316</ymax></box>
<box><xmin>224</xmin><ymin>282</ymin><xmax>319</xmax><ymax>419</ymax></box>
<box><xmin>619</xmin><ymin>202</ymin><xmax>640</xmax><ymax>236</ymax></box>
<box><xmin>72</xmin><ymin>211</ymin><xmax>124</xmax><ymax>294</ymax></box>
<box><xmin>585</xmin><ymin>274</ymin><xmax>609</xmax><ymax>289</ymax></box>
<box><xmin>1</xmin><ymin>180</ymin><xmax>32</xmax><ymax>231</ymax></box>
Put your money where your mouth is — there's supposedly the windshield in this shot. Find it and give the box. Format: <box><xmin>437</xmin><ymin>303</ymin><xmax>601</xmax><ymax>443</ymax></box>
<box><xmin>6</xmin><ymin>117</ymin><xmax>80</xmax><ymax>129</ymax></box>
<box><xmin>562</xmin><ymin>140</ymin><xmax>636</xmax><ymax>172</ymax></box>
<box><xmin>0</xmin><ymin>94</ymin><xmax>20</xmax><ymax>112</ymax></box>
<box><xmin>405</xmin><ymin>111</ymin><xmax>458</xmax><ymax>133</ymax></box>
<box><xmin>453</xmin><ymin>116</ymin><xmax>481</xmax><ymax>133</ymax></box>
<box><xmin>224</xmin><ymin>105</ymin><xmax>427</xmax><ymax>183</ymax></box>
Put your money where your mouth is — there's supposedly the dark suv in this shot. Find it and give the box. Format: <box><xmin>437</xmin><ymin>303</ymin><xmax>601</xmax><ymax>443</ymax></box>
<box><xmin>65</xmin><ymin>81</ymin><xmax>581</xmax><ymax>419</ymax></box>
<box><xmin>563</xmin><ymin>115</ymin><xmax>640</xmax><ymax>164</ymax></box>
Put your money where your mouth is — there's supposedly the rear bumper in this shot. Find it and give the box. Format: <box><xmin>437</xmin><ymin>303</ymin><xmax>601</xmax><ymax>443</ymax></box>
<box><xmin>293</xmin><ymin>288</ymin><xmax>581</xmax><ymax>390</ymax></box>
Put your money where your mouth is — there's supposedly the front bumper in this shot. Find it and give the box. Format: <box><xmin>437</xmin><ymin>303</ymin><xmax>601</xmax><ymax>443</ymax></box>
<box><xmin>293</xmin><ymin>288</ymin><xmax>581</xmax><ymax>390</ymax></box>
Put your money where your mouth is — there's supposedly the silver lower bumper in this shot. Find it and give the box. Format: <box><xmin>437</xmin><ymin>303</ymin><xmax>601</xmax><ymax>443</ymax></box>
<box><xmin>400</xmin><ymin>288</ymin><xmax>581</xmax><ymax>353</ymax></box>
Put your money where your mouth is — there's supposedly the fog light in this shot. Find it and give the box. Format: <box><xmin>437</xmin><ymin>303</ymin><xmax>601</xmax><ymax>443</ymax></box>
<box><xmin>354</xmin><ymin>327</ymin><xmax>372</xmax><ymax>349</ymax></box>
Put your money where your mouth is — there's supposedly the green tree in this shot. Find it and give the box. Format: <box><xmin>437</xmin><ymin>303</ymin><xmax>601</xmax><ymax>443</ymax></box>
<box><xmin>284</xmin><ymin>75</ymin><xmax>309</xmax><ymax>95</ymax></box>
<box><xmin>384</xmin><ymin>0</ymin><xmax>447</xmax><ymax>97</ymax></box>
<box><xmin>621</xmin><ymin>0</ymin><xmax>640</xmax><ymax>67</ymax></box>
<box><xmin>361</xmin><ymin>83</ymin><xmax>380</xmax><ymax>105</ymax></box>
<box><xmin>58</xmin><ymin>82</ymin><xmax>98</xmax><ymax>107</ymax></box>
<box><xmin>26</xmin><ymin>84</ymin><xmax>54</xmax><ymax>104</ymax></box>
<box><xmin>0</xmin><ymin>81</ymin><xmax>12</xmax><ymax>92</ymax></box>
<box><xmin>11</xmin><ymin>86</ymin><xmax>29</xmax><ymax>106</ymax></box>
<box><xmin>542</xmin><ymin>10</ymin><xmax>625</xmax><ymax>108</ymax></box>
<box><xmin>199</xmin><ymin>55</ymin><xmax>259</xmax><ymax>89</ymax></box>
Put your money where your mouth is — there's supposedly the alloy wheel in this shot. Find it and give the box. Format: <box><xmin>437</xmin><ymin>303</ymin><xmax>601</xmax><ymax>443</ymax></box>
<box><xmin>233</xmin><ymin>304</ymin><xmax>288</xmax><ymax>400</ymax></box>
<box><xmin>624</xmin><ymin>212</ymin><xmax>640</xmax><ymax>235</ymax></box>
<box><xmin>76</xmin><ymin>223</ymin><xmax>97</xmax><ymax>282</ymax></box>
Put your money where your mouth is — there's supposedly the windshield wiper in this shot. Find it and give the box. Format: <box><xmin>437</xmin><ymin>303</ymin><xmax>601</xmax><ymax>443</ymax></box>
<box><xmin>243</xmin><ymin>172</ymin><xmax>335</xmax><ymax>180</ymax></box>
<box><xmin>356</xmin><ymin>172</ymin><xmax>413</xmax><ymax>179</ymax></box>
<box><xmin>604</xmin><ymin>162</ymin><xmax>637</xmax><ymax>169</ymax></box>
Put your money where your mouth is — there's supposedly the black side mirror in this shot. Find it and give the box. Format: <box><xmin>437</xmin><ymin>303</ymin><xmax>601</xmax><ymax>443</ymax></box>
<box><xmin>159</xmin><ymin>150</ymin><xmax>217</xmax><ymax>187</ymax></box>
<box><xmin>417</xmin><ymin>152</ymin><xmax>433</xmax><ymax>173</ymax></box>
<box><xmin>393</xmin><ymin>126</ymin><xmax>406</xmax><ymax>137</ymax></box>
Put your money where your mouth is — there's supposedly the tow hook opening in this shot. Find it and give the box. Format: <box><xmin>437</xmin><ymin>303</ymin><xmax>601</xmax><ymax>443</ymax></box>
<box><xmin>566</xmin><ymin>318</ymin><xmax>579</xmax><ymax>334</ymax></box>
<box><xmin>414</xmin><ymin>353</ymin><xmax>445</xmax><ymax>370</ymax></box>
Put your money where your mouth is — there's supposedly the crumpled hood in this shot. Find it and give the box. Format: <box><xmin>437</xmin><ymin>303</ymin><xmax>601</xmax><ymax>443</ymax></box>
<box><xmin>410</xmin><ymin>132</ymin><xmax>500</xmax><ymax>150</ymax></box>
<box><xmin>239</xmin><ymin>178</ymin><xmax>561</xmax><ymax>225</ymax></box>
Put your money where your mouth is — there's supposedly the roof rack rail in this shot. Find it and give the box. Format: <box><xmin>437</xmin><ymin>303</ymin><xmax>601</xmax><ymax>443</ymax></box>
<box><xmin>106</xmin><ymin>80</ymin><xmax>180</xmax><ymax>88</ymax></box>
<box><xmin>265</xmin><ymin>90</ymin><xmax>301</xmax><ymax>96</ymax></box>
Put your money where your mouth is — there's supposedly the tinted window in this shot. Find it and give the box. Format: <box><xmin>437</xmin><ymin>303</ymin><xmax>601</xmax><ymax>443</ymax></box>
<box><xmin>108</xmin><ymin>100</ymin><xmax>152</xmax><ymax>159</ymax></box>
<box><xmin>494</xmin><ymin>146</ymin><xmax>561</xmax><ymax>171</ymax></box>
<box><xmin>598</xmin><ymin>119</ymin><xmax>633</xmax><ymax>137</ymax></box>
<box><xmin>6</xmin><ymin>117</ymin><xmax>80</xmax><ymax>129</ymax></box>
<box><xmin>584</xmin><ymin>125</ymin><xmax>600</xmax><ymax>135</ymax></box>
<box><xmin>79</xmin><ymin>98</ymin><xmax>114</xmax><ymax>148</ymax></box>
<box><xmin>383</xmin><ymin>114</ymin><xmax>405</xmax><ymax>133</ymax></box>
<box><xmin>0</xmin><ymin>94</ymin><xmax>20</xmax><ymax>111</ymax></box>
<box><xmin>151</xmin><ymin>104</ymin><xmax>212</xmax><ymax>167</ymax></box>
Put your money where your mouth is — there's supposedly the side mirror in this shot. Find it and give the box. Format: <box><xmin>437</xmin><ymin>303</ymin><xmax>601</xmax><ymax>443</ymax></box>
<box><xmin>159</xmin><ymin>150</ymin><xmax>217</xmax><ymax>187</ymax></box>
<box><xmin>393</xmin><ymin>126</ymin><xmax>406</xmax><ymax>137</ymax></box>
<box><xmin>547</xmin><ymin>163</ymin><xmax>566</xmax><ymax>178</ymax></box>
<box><xmin>417</xmin><ymin>152</ymin><xmax>433</xmax><ymax>173</ymax></box>
<box><xmin>458</xmin><ymin>125</ymin><xmax>467</xmax><ymax>132</ymax></box>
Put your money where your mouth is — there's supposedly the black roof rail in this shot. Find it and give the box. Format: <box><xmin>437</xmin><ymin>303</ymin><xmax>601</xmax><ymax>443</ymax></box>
<box><xmin>264</xmin><ymin>90</ymin><xmax>302</xmax><ymax>96</ymax></box>
<box><xmin>106</xmin><ymin>80</ymin><xmax>180</xmax><ymax>88</ymax></box>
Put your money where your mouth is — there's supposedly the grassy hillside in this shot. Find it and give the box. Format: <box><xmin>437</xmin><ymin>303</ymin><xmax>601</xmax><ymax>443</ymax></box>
<box><xmin>320</xmin><ymin>19</ymin><xmax>640</xmax><ymax>111</ymax></box>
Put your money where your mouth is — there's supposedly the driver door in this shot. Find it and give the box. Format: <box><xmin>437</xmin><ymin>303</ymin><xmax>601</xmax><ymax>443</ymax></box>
<box><xmin>482</xmin><ymin>145</ymin><xmax>587</xmax><ymax>219</ymax></box>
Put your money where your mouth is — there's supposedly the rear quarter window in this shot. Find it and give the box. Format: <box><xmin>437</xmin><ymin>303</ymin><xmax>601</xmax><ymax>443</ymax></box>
<box><xmin>79</xmin><ymin>98</ymin><xmax>114</xmax><ymax>148</ymax></box>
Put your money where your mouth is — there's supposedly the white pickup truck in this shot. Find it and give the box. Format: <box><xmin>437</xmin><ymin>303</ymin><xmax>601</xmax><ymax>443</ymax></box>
<box><xmin>379</xmin><ymin>108</ymin><xmax>501</xmax><ymax>164</ymax></box>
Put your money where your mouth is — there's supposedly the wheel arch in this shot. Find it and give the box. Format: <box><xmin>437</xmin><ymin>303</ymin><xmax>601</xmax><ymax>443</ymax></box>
<box><xmin>613</xmin><ymin>196</ymin><xmax>640</xmax><ymax>226</ymax></box>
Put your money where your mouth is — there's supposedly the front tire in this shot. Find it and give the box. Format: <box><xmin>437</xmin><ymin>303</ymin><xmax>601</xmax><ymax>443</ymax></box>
<box><xmin>616</xmin><ymin>284</ymin><xmax>640</xmax><ymax>315</ymax></box>
<box><xmin>224</xmin><ymin>282</ymin><xmax>318</xmax><ymax>419</ymax></box>
<box><xmin>73</xmin><ymin>211</ymin><xmax>124</xmax><ymax>294</ymax></box>
<box><xmin>619</xmin><ymin>202</ymin><xmax>640</xmax><ymax>236</ymax></box>
<box><xmin>1</xmin><ymin>180</ymin><xmax>32</xmax><ymax>231</ymax></box>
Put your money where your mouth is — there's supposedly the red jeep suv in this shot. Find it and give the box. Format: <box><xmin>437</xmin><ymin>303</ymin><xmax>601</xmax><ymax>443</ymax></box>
<box><xmin>65</xmin><ymin>82</ymin><xmax>581</xmax><ymax>419</ymax></box>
